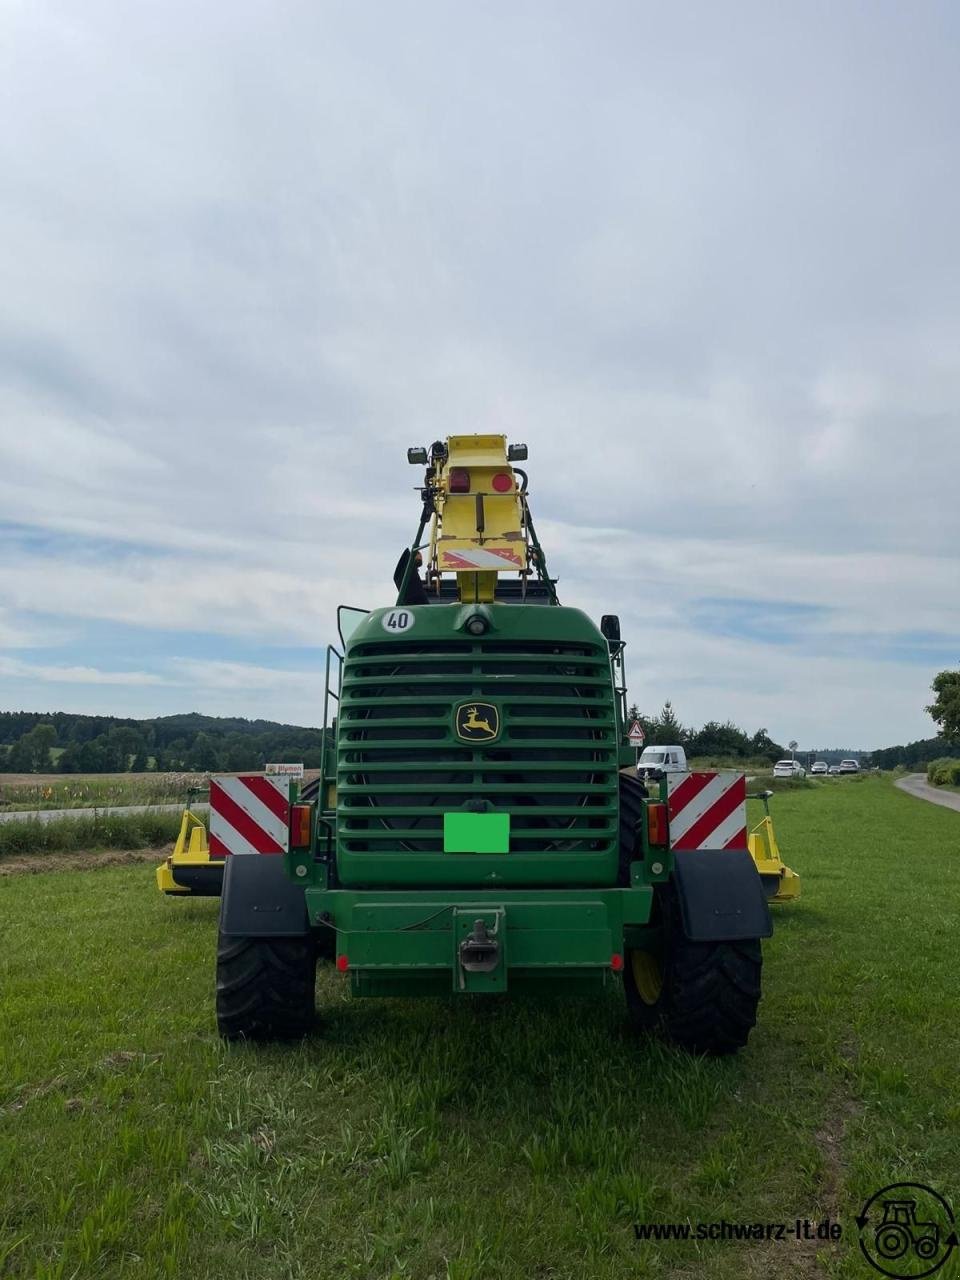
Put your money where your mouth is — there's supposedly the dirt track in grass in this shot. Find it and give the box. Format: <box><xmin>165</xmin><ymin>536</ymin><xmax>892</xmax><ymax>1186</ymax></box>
<box><xmin>0</xmin><ymin>846</ymin><xmax>171</xmax><ymax>876</ymax></box>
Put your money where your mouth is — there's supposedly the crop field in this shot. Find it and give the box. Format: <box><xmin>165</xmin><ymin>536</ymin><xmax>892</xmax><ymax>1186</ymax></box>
<box><xmin>1</xmin><ymin>777</ymin><xmax>959</xmax><ymax>1279</ymax></box>
<box><xmin>0</xmin><ymin>773</ymin><xmax>209</xmax><ymax>813</ymax></box>
<box><xmin>0</xmin><ymin>767</ymin><xmax>790</xmax><ymax>813</ymax></box>
<box><xmin>0</xmin><ymin>772</ymin><xmax>321</xmax><ymax>815</ymax></box>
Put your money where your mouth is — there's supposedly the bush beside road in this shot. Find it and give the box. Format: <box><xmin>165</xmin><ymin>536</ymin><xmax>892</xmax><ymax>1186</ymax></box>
<box><xmin>926</xmin><ymin>757</ymin><xmax>960</xmax><ymax>787</ymax></box>
<box><xmin>0</xmin><ymin>810</ymin><xmax>182</xmax><ymax>858</ymax></box>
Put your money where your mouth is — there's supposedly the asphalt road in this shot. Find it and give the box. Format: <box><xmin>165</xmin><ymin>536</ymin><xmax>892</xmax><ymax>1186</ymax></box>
<box><xmin>894</xmin><ymin>773</ymin><xmax>960</xmax><ymax>813</ymax></box>
<box><xmin>0</xmin><ymin>801</ymin><xmax>207</xmax><ymax>825</ymax></box>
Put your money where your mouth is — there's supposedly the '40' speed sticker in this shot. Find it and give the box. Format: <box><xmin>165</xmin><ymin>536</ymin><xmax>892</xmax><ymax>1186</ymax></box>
<box><xmin>381</xmin><ymin>609</ymin><xmax>416</xmax><ymax>633</ymax></box>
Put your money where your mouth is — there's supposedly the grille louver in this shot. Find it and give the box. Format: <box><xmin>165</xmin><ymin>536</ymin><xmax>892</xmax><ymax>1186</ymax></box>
<box><xmin>337</xmin><ymin>639</ymin><xmax>619</xmax><ymax>857</ymax></box>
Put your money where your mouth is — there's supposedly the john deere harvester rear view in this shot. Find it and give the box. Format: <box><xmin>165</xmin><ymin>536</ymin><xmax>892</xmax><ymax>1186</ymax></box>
<box><xmin>216</xmin><ymin>436</ymin><xmax>772</xmax><ymax>1054</ymax></box>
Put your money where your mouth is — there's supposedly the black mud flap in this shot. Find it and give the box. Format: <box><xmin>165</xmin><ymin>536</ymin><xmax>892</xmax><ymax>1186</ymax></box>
<box><xmin>220</xmin><ymin>855</ymin><xmax>310</xmax><ymax>938</ymax></box>
<box><xmin>672</xmin><ymin>849</ymin><xmax>773</xmax><ymax>942</ymax></box>
<box><xmin>171</xmin><ymin>860</ymin><xmax>225</xmax><ymax>897</ymax></box>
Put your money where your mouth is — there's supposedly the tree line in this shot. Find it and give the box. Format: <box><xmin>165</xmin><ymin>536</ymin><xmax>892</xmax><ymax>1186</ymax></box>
<box><xmin>871</xmin><ymin>667</ymin><xmax>960</xmax><ymax>769</ymax></box>
<box><xmin>0</xmin><ymin>712</ymin><xmax>328</xmax><ymax>774</ymax></box>
<box><xmin>4</xmin><ymin>664</ymin><xmax>957</xmax><ymax>775</ymax></box>
<box><xmin>626</xmin><ymin>701</ymin><xmax>786</xmax><ymax>762</ymax></box>
<box><xmin>630</xmin><ymin>664</ymin><xmax>960</xmax><ymax>768</ymax></box>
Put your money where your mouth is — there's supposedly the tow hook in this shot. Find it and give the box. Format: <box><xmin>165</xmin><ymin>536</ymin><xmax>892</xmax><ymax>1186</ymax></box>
<box><xmin>459</xmin><ymin>919</ymin><xmax>500</xmax><ymax>972</ymax></box>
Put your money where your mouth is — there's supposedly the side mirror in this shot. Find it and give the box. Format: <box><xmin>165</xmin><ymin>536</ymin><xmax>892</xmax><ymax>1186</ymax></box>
<box><xmin>393</xmin><ymin>549</ymin><xmax>411</xmax><ymax>590</ymax></box>
<box><xmin>600</xmin><ymin>615</ymin><xmax>621</xmax><ymax>643</ymax></box>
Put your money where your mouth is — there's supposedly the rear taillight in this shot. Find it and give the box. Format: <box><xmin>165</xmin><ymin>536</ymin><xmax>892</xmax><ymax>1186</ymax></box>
<box><xmin>290</xmin><ymin>803</ymin><xmax>312</xmax><ymax>849</ymax></box>
<box><xmin>448</xmin><ymin>467</ymin><xmax>470</xmax><ymax>492</ymax></box>
<box><xmin>646</xmin><ymin>802</ymin><xmax>668</xmax><ymax>848</ymax></box>
<box><xmin>491</xmin><ymin>471</ymin><xmax>513</xmax><ymax>492</ymax></box>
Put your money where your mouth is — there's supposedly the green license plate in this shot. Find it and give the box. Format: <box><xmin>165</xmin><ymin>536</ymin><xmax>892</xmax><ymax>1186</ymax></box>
<box><xmin>443</xmin><ymin>812</ymin><xmax>510</xmax><ymax>854</ymax></box>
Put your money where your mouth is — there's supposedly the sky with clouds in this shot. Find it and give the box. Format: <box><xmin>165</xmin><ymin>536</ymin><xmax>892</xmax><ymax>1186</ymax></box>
<box><xmin>1</xmin><ymin>0</ymin><xmax>957</xmax><ymax>749</ymax></box>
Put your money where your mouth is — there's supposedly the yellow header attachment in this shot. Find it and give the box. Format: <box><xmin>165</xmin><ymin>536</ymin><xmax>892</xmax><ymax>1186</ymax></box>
<box><xmin>427</xmin><ymin>434</ymin><xmax>526</xmax><ymax>602</ymax></box>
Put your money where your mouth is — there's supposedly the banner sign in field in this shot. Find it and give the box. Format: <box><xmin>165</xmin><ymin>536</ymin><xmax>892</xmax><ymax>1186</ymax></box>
<box><xmin>265</xmin><ymin>762</ymin><xmax>304</xmax><ymax>777</ymax></box>
<box><xmin>666</xmin><ymin>772</ymin><xmax>747</xmax><ymax>851</ymax></box>
<box><xmin>209</xmin><ymin>775</ymin><xmax>290</xmax><ymax>857</ymax></box>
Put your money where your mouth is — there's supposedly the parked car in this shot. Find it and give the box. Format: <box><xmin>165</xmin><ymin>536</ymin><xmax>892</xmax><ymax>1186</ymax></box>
<box><xmin>636</xmin><ymin>744</ymin><xmax>687</xmax><ymax>783</ymax></box>
<box><xmin>839</xmin><ymin>759</ymin><xmax>860</xmax><ymax>773</ymax></box>
<box><xmin>773</xmin><ymin>759</ymin><xmax>806</xmax><ymax>779</ymax></box>
<box><xmin>828</xmin><ymin>764</ymin><xmax>841</xmax><ymax>775</ymax></box>
<box><xmin>810</xmin><ymin>761</ymin><xmax>828</xmax><ymax>775</ymax></box>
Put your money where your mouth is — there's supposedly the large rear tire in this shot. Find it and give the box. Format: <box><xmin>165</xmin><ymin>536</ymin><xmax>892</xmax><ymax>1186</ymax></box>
<box><xmin>625</xmin><ymin>889</ymin><xmax>762</xmax><ymax>1056</ymax></box>
<box><xmin>216</xmin><ymin>932</ymin><xmax>317</xmax><ymax>1041</ymax></box>
<box><xmin>299</xmin><ymin>777</ymin><xmax>320</xmax><ymax>804</ymax></box>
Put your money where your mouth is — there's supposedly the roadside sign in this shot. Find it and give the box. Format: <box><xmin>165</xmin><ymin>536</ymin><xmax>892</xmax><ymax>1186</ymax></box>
<box><xmin>627</xmin><ymin>720</ymin><xmax>645</xmax><ymax>746</ymax></box>
<box><xmin>265</xmin><ymin>762</ymin><xmax>304</xmax><ymax>778</ymax></box>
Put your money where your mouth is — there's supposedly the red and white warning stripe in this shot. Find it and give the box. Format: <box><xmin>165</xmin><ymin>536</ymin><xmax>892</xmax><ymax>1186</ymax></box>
<box><xmin>440</xmin><ymin>547</ymin><xmax>524</xmax><ymax>570</ymax></box>
<box><xmin>667</xmin><ymin>772</ymin><xmax>747</xmax><ymax>851</ymax></box>
<box><xmin>209</xmin><ymin>775</ymin><xmax>290</xmax><ymax>857</ymax></box>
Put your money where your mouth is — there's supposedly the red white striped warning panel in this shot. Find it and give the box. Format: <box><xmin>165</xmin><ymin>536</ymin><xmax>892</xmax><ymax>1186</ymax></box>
<box><xmin>439</xmin><ymin>547</ymin><xmax>524</xmax><ymax>571</ymax></box>
<box><xmin>209</xmin><ymin>775</ymin><xmax>290</xmax><ymax>857</ymax></box>
<box><xmin>667</xmin><ymin>772</ymin><xmax>747</xmax><ymax>851</ymax></box>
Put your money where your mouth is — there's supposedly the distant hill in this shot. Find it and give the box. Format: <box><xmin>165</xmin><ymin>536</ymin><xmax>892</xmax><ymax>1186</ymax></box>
<box><xmin>5</xmin><ymin>708</ymin><xmax>950</xmax><ymax>777</ymax></box>
<box><xmin>0</xmin><ymin>710</ymin><xmax>327</xmax><ymax>774</ymax></box>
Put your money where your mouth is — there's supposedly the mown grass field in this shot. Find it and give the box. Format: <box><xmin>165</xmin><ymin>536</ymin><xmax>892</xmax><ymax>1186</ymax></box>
<box><xmin>1</xmin><ymin>777</ymin><xmax>959</xmax><ymax>1279</ymax></box>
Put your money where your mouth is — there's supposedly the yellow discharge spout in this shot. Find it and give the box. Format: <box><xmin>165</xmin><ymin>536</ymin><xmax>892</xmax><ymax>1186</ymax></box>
<box><xmin>430</xmin><ymin>434</ymin><xmax>527</xmax><ymax>602</ymax></box>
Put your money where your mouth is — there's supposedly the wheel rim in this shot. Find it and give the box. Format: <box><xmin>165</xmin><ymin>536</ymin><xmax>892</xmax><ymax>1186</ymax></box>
<box><xmin>876</xmin><ymin>1228</ymin><xmax>908</xmax><ymax>1260</ymax></box>
<box><xmin>631</xmin><ymin>950</ymin><xmax>663</xmax><ymax>1005</ymax></box>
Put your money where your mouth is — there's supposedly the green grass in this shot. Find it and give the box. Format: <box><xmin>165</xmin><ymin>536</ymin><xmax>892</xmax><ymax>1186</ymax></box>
<box><xmin>0</xmin><ymin>812</ymin><xmax>182</xmax><ymax>857</ymax></box>
<box><xmin>747</xmin><ymin>774</ymin><xmax>813</xmax><ymax>793</ymax></box>
<box><xmin>1</xmin><ymin>778</ymin><xmax>959</xmax><ymax>1278</ymax></box>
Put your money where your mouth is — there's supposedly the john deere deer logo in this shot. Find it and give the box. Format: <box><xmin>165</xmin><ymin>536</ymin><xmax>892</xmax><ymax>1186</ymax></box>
<box><xmin>455</xmin><ymin>702</ymin><xmax>500</xmax><ymax>743</ymax></box>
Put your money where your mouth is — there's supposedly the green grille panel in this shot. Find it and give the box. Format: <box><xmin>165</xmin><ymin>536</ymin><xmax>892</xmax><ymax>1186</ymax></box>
<box><xmin>337</xmin><ymin>636</ymin><xmax>619</xmax><ymax>861</ymax></box>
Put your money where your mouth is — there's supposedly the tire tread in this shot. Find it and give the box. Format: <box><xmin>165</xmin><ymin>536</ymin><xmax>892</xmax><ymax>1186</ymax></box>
<box><xmin>216</xmin><ymin>933</ymin><xmax>316</xmax><ymax>1041</ymax></box>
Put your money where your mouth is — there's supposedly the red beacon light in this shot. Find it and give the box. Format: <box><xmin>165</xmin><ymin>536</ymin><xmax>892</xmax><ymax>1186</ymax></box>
<box><xmin>448</xmin><ymin>468</ymin><xmax>470</xmax><ymax>493</ymax></box>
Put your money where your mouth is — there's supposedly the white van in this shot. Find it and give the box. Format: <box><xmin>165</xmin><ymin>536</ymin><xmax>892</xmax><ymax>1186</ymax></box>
<box><xmin>636</xmin><ymin>745</ymin><xmax>687</xmax><ymax>783</ymax></box>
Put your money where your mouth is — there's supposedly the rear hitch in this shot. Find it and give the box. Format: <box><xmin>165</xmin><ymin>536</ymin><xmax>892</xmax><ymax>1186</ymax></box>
<box><xmin>459</xmin><ymin>919</ymin><xmax>500</xmax><ymax>973</ymax></box>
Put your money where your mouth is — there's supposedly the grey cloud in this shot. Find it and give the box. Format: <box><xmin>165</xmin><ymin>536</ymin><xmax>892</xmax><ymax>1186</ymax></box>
<box><xmin>0</xmin><ymin>0</ymin><xmax>958</xmax><ymax>741</ymax></box>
